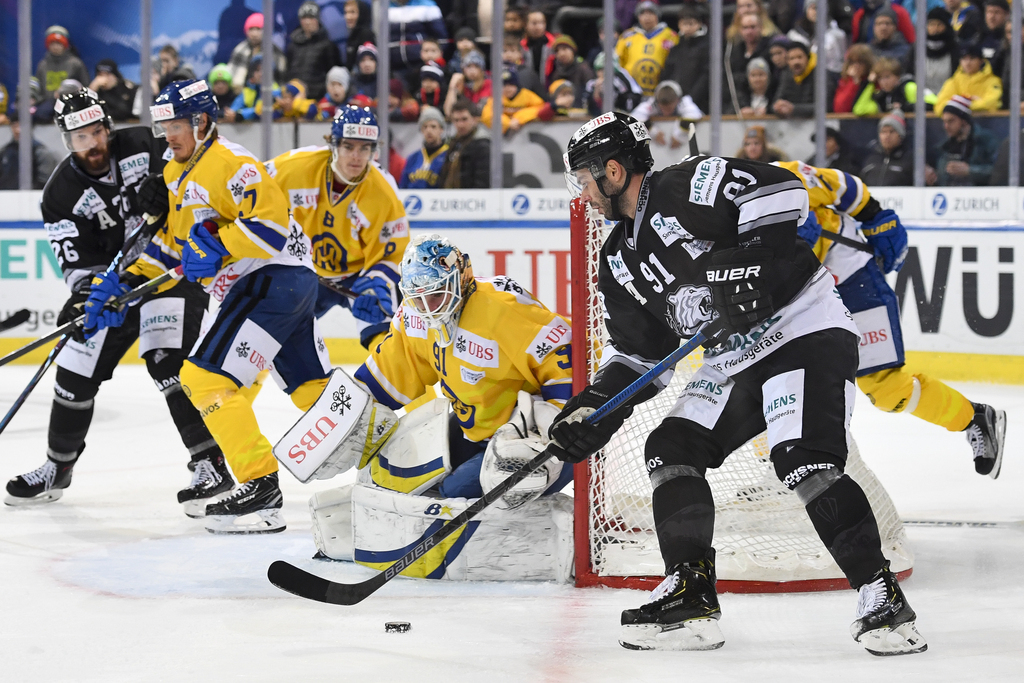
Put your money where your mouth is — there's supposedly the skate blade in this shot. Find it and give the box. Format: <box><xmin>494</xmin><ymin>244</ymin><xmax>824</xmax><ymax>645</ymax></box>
<box><xmin>181</xmin><ymin>490</ymin><xmax>235</xmax><ymax>519</ymax></box>
<box><xmin>205</xmin><ymin>509</ymin><xmax>286</xmax><ymax>535</ymax></box>
<box><xmin>4</xmin><ymin>489</ymin><xmax>64</xmax><ymax>507</ymax></box>
<box><xmin>857</xmin><ymin>621</ymin><xmax>928</xmax><ymax>656</ymax></box>
<box><xmin>619</xmin><ymin>618</ymin><xmax>725</xmax><ymax>651</ymax></box>
<box><xmin>990</xmin><ymin>410</ymin><xmax>1007</xmax><ymax>480</ymax></box>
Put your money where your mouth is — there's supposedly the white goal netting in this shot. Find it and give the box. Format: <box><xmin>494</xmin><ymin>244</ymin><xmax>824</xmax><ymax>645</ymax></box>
<box><xmin>570</xmin><ymin>198</ymin><xmax>912</xmax><ymax>588</ymax></box>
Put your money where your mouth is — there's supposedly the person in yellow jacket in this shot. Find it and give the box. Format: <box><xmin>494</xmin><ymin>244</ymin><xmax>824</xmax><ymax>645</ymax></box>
<box><xmin>480</xmin><ymin>67</ymin><xmax>546</xmax><ymax>134</ymax></box>
<box><xmin>107</xmin><ymin>79</ymin><xmax>333</xmax><ymax>533</ymax></box>
<box><xmin>933</xmin><ymin>42</ymin><xmax>1003</xmax><ymax>114</ymax></box>
<box><xmin>779</xmin><ymin>160</ymin><xmax>1006</xmax><ymax>479</ymax></box>
<box><xmin>615</xmin><ymin>0</ymin><xmax>678</xmax><ymax>96</ymax></box>
<box><xmin>266</xmin><ymin>105</ymin><xmax>409</xmax><ymax>349</ymax></box>
<box><xmin>263</xmin><ymin>79</ymin><xmax>320</xmax><ymax>120</ymax></box>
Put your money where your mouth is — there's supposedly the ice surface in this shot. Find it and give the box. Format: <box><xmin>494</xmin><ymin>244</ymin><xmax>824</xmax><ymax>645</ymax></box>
<box><xmin>1</xmin><ymin>365</ymin><xmax>1022</xmax><ymax>682</ymax></box>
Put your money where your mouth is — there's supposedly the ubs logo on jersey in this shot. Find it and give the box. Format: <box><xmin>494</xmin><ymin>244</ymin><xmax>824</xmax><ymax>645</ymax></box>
<box><xmin>347</xmin><ymin>201</ymin><xmax>370</xmax><ymax>237</ymax></box>
<box><xmin>402</xmin><ymin>307</ymin><xmax>429</xmax><ymax>339</ymax></box>
<box><xmin>310</xmin><ymin>232</ymin><xmax>347</xmax><ymax>273</ymax></box>
<box><xmin>180</xmin><ymin>182</ymin><xmax>210</xmax><ymax>208</ymax></box>
<box><xmin>379</xmin><ymin>218</ymin><xmax>409</xmax><ymax>243</ymax></box>
<box><xmin>453</xmin><ymin>329</ymin><xmax>499</xmax><ymax>368</ymax></box>
<box><xmin>289</xmin><ymin>187</ymin><xmax>319</xmax><ymax>209</ymax></box>
<box><xmin>528</xmin><ymin>318</ymin><xmax>571</xmax><ymax>362</ymax></box>
<box><xmin>664</xmin><ymin>284</ymin><xmax>717</xmax><ymax>336</ymax></box>
<box><xmin>227</xmin><ymin>163</ymin><xmax>261</xmax><ymax>203</ymax></box>
<box><xmin>690</xmin><ymin>157</ymin><xmax>726</xmax><ymax>207</ymax></box>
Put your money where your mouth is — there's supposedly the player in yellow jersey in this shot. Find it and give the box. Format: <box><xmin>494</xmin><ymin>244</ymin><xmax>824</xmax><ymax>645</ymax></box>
<box><xmin>616</xmin><ymin>1</ymin><xmax>679</xmax><ymax>96</ymax></box>
<box><xmin>266</xmin><ymin>106</ymin><xmax>408</xmax><ymax>350</ymax></box>
<box><xmin>301</xmin><ymin>235</ymin><xmax>576</xmax><ymax>580</ymax></box>
<box><xmin>779</xmin><ymin>161</ymin><xmax>1006</xmax><ymax>478</ymax></box>
<box><xmin>89</xmin><ymin>79</ymin><xmax>334</xmax><ymax>533</ymax></box>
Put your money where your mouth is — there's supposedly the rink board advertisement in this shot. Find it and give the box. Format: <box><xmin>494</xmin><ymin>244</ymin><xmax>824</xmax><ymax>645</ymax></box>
<box><xmin>1</xmin><ymin>188</ymin><xmax>1023</xmax><ymax>375</ymax></box>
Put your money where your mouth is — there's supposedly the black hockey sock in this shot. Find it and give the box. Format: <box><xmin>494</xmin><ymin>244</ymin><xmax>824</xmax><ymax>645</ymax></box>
<box><xmin>147</xmin><ymin>353</ymin><xmax>221</xmax><ymax>463</ymax></box>
<box><xmin>804</xmin><ymin>474</ymin><xmax>886</xmax><ymax>588</ymax></box>
<box><xmin>652</xmin><ymin>476</ymin><xmax>716</xmax><ymax>572</ymax></box>
<box><xmin>47</xmin><ymin>373</ymin><xmax>99</xmax><ymax>462</ymax></box>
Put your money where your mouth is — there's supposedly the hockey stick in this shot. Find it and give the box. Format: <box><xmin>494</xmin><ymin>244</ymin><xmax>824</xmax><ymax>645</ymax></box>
<box><xmin>0</xmin><ymin>216</ymin><xmax>164</xmax><ymax>434</ymax></box>
<box><xmin>267</xmin><ymin>329</ymin><xmax>710</xmax><ymax>605</ymax></box>
<box><xmin>318</xmin><ymin>276</ymin><xmax>392</xmax><ymax>317</ymax></box>
<box><xmin>0</xmin><ymin>266</ymin><xmax>181</xmax><ymax>368</ymax></box>
<box><xmin>0</xmin><ymin>309</ymin><xmax>31</xmax><ymax>333</ymax></box>
<box><xmin>819</xmin><ymin>228</ymin><xmax>875</xmax><ymax>254</ymax></box>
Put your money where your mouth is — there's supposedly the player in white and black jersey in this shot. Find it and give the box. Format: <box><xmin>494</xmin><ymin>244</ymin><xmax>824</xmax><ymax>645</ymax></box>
<box><xmin>552</xmin><ymin>112</ymin><xmax>926</xmax><ymax>656</ymax></box>
<box><xmin>4</xmin><ymin>88</ymin><xmax>232</xmax><ymax>515</ymax></box>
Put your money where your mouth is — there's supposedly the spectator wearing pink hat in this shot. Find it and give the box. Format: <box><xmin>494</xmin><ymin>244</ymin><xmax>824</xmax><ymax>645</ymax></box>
<box><xmin>35</xmin><ymin>26</ymin><xmax>89</xmax><ymax>99</ymax></box>
<box><xmin>228</xmin><ymin>12</ymin><xmax>287</xmax><ymax>94</ymax></box>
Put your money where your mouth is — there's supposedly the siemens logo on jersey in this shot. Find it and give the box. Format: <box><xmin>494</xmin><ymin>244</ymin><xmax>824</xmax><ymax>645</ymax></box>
<box><xmin>764</xmin><ymin>393</ymin><xmax>797</xmax><ymax>416</ymax></box>
<box><xmin>706</xmin><ymin>266</ymin><xmax>761</xmax><ymax>282</ymax></box>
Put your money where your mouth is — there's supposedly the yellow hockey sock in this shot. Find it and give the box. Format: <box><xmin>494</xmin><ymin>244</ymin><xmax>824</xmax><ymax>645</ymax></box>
<box><xmin>912</xmin><ymin>373</ymin><xmax>975</xmax><ymax>432</ymax></box>
<box><xmin>180</xmin><ymin>361</ymin><xmax>279</xmax><ymax>483</ymax></box>
<box><xmin>290</xmin><ymin>376</ymin><xmax>331</xmax><ymax>412</ymax></box>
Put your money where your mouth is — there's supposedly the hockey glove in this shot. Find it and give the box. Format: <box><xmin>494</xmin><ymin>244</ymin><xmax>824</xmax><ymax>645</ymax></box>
<box><xmin>134</xmin><ymin>172</ymin><xmax>170</xmax><ymax>217</ymax></box>
<box><xmin>349</xmin><ymin>275</ymin><xmax>395</xmax><ymax>325</ymax></box>
<box><xmin>82</xmin><ymin>272</ymin><xmax>131</xmax><ymax>340</ymax></box>
<box><xmin>176</xmin><ymin>221</ymin><xmax>230</xmax><ymax>282</ymax></box>
<box><xmin>860</xmin><ymin>209</ymin><xmax>907</xmax><ymax>273</ymax></box>
<box><xmin>796</xmin><ymin>210</ymin><xmax>822</xmax><ymax>248</ymax></box>
<box><xmin>58</xmin><ymin>286</ymin><xmax>91</xmax><ymax>343</ymax></box>
<box><xmin>706</xmin><ymin>246</ymin><xmax>775</xmax><ymax>341</ymax></box>
<box><xmin>547</xmin><ymin>385</ymin><xmax>628</xmax><ymax>464</ymax></box>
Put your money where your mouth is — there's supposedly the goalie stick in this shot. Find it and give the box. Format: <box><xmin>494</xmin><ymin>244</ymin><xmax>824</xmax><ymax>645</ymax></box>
<box><xmin>0</xmin><ymin>309</ymin><xmax>31</xmax><ymax>333</ymax></box>
<box><xmin>267</xmin><ymin>328</ymin><xmax>712</xmax><ymax>605</ymax></box>
<box><xmin>0</xmin><ymin>215</ymin><xmax>163</xmax><ymax>436</ymax></box>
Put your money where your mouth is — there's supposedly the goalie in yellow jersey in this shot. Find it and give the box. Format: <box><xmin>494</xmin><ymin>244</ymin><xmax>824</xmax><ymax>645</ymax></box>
<box><xmin>779</xmin><ymin>161</ymin><xmax>1006</xmax><ymax>478</ymax></box>
<box><xmin>266</xmin><ymin>106</ymin><xmax>409</xmax><ymax>350</ymax></box>
<box><xmin>117</xmin><ymin>80</ymin><xmax>334</xmax><ymax>534</ymax></box>
<box><xmin>298</xmin><ymin>234</ymin><xmax>576</xmax><ymax>581</ymax></box>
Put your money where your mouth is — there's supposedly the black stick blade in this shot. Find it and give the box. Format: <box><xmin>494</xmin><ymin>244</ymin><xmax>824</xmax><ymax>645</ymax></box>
<box><xmin>267</xmin><ymin>560</ymin><xmax>383</xmax><ymax>606</ymax></box>
<box><xmin>0</xmin><ymin>309</ymin><xmax>31</xmax><ymax>332</ymax></box>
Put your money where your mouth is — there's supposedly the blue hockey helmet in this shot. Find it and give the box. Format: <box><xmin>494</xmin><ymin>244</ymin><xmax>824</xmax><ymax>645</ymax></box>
<box><xmin>150</xmin><ymin>79</ymin><xmax>219</xmax><ymax>142</ymax></box>
<box><xmin>326</xmin><ymin>105</ymin><xmax>380</xmax><ymax>184</ymax></box>
<box><xmin>399</xmin><ymin>234</ymin><xmax>475</xmax><ymax>346</ymax></box>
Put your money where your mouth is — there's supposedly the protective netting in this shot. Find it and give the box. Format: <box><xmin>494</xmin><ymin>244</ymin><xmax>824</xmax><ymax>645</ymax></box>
<box><xmin>572</xmin><ymin>198</ymin><xmax>912</xmax><ymax>585</ymax></box>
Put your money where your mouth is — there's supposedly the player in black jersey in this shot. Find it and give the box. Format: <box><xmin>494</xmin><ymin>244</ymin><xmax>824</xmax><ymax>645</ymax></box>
<box><xmin>552</xmin><ymin>112</ymin><xmax>926</xmax><ymax>656</ymax></box>
<box><xmin>4</xmin><ymin>88</ymin><xmax>233</xmax><ymax>516</ymax></box>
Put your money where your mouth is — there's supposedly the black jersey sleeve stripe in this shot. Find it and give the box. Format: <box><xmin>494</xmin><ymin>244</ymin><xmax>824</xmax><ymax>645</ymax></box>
<box><xmin>738</xmin><ymin>207</ymin><xmax>807</xmax><ymax>234</ymax></box>
<box><xmin>731</xmin><ymin>178</ymin><xmax>805</xmax><ymax>206</ymax></box>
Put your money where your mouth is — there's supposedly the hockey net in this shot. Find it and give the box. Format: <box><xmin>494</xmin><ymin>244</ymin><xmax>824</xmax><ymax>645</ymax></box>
<box><xmin>568</xmin><ymin>198</ymin><xmax>913</xmax><ymax>592</ymax></box>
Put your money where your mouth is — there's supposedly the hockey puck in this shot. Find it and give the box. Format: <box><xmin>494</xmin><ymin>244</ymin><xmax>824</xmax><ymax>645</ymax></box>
<box><xmin>385</xmin><ymin>621</ymin><xmax>411</xmax><ymax>633</ymax></box>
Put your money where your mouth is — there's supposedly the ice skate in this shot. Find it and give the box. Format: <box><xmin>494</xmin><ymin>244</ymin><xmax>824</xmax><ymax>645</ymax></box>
<box><xmin>177</xmin><ymin>453</ymin><xmax>235</xmax><ymax>518</ymax></box>
<box><xmin>965</xmin><ymin>403</ymin><xmax>1006</xmax><ymax>479</ymax></box>
<box><xmin>619</xmin><ymin>552</ymin><xmax>724</xmax><ymax>651</ymax></box>
<box><xmin>5</xmin><ymin>458</ymin><xmax>76</xmax><ymax>506</ymax></box>
<box><xmin>851</xmin><ymin>562</ymin><xmax>927</xmax><ymax>656</ymax></box>
<box><xmin>204</xmin><ymin>472</ymin><xmax>285</xmax><ymax>534</ymax></box>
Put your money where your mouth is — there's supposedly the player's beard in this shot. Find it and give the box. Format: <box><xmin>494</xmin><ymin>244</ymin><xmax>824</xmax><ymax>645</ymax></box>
<box><xmin>78</xmin><ymin>144</ymin><xmax>111</xmax><ymax>177</ymax></box>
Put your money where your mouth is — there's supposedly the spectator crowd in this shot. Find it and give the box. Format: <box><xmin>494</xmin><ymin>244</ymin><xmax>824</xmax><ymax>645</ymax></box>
<box><xmin>2</xmin><ymin>0</ymin><xmax>1024</xmax><ymax>188</ymax></box>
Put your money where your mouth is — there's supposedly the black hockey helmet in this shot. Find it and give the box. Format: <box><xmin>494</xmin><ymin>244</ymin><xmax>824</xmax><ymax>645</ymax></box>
<box><xmin>54</xmin><ymin>87</ymin><xmax>114</xmax><ymax>152</ymax></box>
<box><xmin>563</xmin><ymin>111</ymin><xmax>654</xmax><ymax>199</ymax></box>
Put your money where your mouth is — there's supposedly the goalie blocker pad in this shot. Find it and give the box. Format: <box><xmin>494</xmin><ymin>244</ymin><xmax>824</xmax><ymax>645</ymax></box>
<box><xmin>273</xmin><ymin>368</ymin><xmax>398</xmax><ymax>483</ymax></box>
<box><xmin>309</xmin><ymin>483</ymin><xmax>574</xmax><ymax>582</ymax></box>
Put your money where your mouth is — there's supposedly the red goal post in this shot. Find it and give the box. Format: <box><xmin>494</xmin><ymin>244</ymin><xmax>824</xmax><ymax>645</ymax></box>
<box><xmin>568</xmin><ymin>197</ymin><xmax>913</xmax><ymax>593</ymax></box>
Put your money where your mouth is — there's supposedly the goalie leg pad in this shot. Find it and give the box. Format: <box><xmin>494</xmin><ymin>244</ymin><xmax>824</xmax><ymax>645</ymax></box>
<box><xmin>309</xmin><ymin>484</ymin><xmax>355</xmax><ymax>561</ymax></box>
<box><xmin>368</xmin><ymin>397</ymin><xmax>452</xmax><ymax>494</ymax></box>
<box><xmin>273</xmin><ymin>368</ymin><xmax>399</xmax><ymax>483</ymax></box>
<box><xmin>351</xmin><ymin>484</ymin><xmax>574</xmax><ymax>581</ymax></box>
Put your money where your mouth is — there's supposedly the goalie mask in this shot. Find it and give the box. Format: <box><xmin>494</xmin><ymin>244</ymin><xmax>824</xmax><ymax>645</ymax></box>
<box><xmin>327</xmin><ymin>105</ymin><xmax>379</xmax><ymax>186</ymax></box>
<box><xmin>54</xmin><ymin>87</ymin><xmax>114</xmax><ymax>153</ymax></box>
<box><xmin>399</xmin><ymin>234</ymin><xmax>475</xmax><ymax>347</ymax></box>
<box><xmin>563</xmin><ymin>111</ymin><xmax>654</xmax><ymax>221</ymax></box>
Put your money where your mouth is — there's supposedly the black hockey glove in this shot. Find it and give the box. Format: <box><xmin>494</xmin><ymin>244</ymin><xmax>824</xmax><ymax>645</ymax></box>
<box><xmin>705</xmin><ymin>246</ymin><xmax>775</xmax><ymax>345</ymax></box>
<box><xmin>57</xmin><ymin>286</ymin><xmax>91</xmax><ymax>344</ymax></box>
<box><xmin>547</xmin><ymin>385</ymin><xmax>628</xmax><ymax>464</ymax></box>
<box><xmin>134</xmin><ymin>172</ymin><xmax>170</xmax><ymax>217</ymax></box>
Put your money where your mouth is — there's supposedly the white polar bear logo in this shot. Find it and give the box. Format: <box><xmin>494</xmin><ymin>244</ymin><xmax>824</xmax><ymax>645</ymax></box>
<box><xmin>665</xmin><ymin>284</ymin><xmax>717</xmax><ymax>336</ymax></box>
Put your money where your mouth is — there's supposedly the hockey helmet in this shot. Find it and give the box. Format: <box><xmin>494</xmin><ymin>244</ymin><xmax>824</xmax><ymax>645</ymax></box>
<box><xmin>563</xmin><ymin>111</ymin><xmax>653</xmax><ymax>199</ymax></box>
<box><xmin>54</xmin><ymin>87</ymin><xmax>113</xmax><ymax>152</ymax></box>
<box><xmin>150</xmin><ymin>79</ymin><xmax>218</xmax><ymax>143</ymax></box>
<box><xmin>399</xmin><ymin>234</ymin><xmax>475</xmax><ymax>347</ymax></box>
<box><xmin>326</xmin><ymin>105</ymin><xmax>379</xmax><ymax>185</ymax></box>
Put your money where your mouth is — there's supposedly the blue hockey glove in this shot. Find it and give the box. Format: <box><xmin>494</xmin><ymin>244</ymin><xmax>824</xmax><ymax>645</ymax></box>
<box><xmin>797</xmin><ymin>210</ymin><xmax>822</xmax><ymax>247</ymax></box>
<box><xmin>860</xmin><ymin>209</ymin><xmax>907</xmax><ymax>274</ymax></box>
<box><xmin>176</xmin><ymin>221</ymin><xmax>230</xmax><ymax>282</ymax></box>
<box><xmin>82</xmin><ymin>272</ymin><xmax>131</xmax><ymax>340</ymax></box>
<box><xmin>350</xmin><ymin>275</ymin><xmax>394</xmax><ymax>325</ymax></box>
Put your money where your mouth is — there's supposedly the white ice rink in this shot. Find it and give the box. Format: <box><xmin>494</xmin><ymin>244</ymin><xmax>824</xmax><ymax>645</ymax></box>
<box><xmin>1</xmin><ymin>364</ymin><xmax>1021</xmax><ymax>682</ymax></box>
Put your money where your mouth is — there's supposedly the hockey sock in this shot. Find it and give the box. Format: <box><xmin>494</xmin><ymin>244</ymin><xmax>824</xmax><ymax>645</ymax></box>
<box><xmin>180</xmin><ymin>361</ymin><xmax>278</xmax><ymax>484</ymax></box>
<box><xmin>803</xmin><ymin>474</ymin><xmax>886</xmax><ymax>588</ymax></box>
<box><xmin>147</xmin><ymin>353</ymin><xmax>222</xmax><ymax>463</ymax></box>
<box><xmin>652</xmin><ymin>476</ymin><xmax>716</xmax><ymax>572</ymax></box>
<box><xmin>913</xmin><ymin>373</ymin><xmax>975</xmax><ymax>432</ymax></box>
<box><xmin>290</xmin><ymin>376</ymin><xmax>331</xmax><ymax>412</ymax></box>
<box><xmin>47</xmin><ymin>370</ymin><xmax>99</xmax><ymax>462</ymax></box>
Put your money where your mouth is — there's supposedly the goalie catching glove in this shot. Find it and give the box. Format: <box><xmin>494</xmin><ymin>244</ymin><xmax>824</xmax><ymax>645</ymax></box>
<box><xmin>547</xmin><ymin>385</ymin><xmax>628</xmax><ymax>464</ymax></box>
<box><xmin>480</xmin><ymin>391</ymin><xmax>564</xmax><ymax>510</ymax></box>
